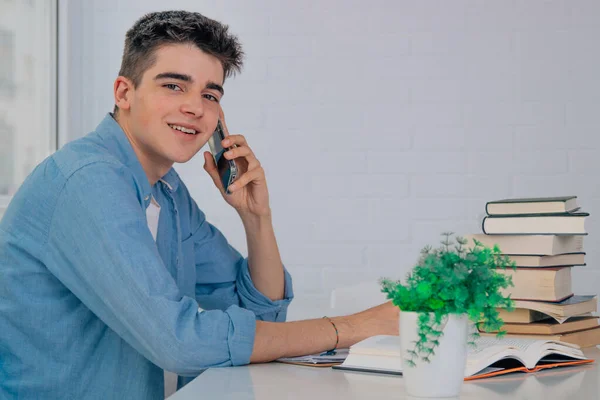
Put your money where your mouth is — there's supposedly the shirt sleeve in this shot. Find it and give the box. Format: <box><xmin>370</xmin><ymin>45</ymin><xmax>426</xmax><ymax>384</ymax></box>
<box><xmin>44</xmin><ymin>161</ymin><xmax>256</xmax><ymax>376</ymax></box>
<box><xmin>184</xmin><ymin>191</ymin><xmax>294</xmax><ymax>322</ymax></box>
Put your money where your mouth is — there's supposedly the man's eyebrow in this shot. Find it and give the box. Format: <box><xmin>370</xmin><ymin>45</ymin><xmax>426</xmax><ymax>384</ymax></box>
<box><xmin>154</xmin><ymin>73</ymin><xmax>224</xmax><ymax>96</ymax></box>
<box><xmin>206</xmin><ymin>81</ymin><xmax>224</xmax><ymax>96</ymax></box>
<box><xmin>154</xmin><ymin>72</ymin><xmax>193</xmax><ymax>82</ymax></box>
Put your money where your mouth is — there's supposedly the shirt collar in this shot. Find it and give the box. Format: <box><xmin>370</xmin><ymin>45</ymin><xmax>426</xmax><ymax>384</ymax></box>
<box><xmin>94</xmin><ymin>113</ymin><xmax>181</xmax><ymax>200</ymax></box>
<box><xmin>159</xmin><ymin>168</ymin><xmax>181</xmax><ymax>192</ymax></box>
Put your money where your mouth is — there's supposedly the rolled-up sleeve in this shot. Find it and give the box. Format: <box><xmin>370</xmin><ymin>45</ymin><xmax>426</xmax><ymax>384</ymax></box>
<box><xmin>221</xmin><ymin>305</ymin><xmax>256</xmax><ymax>366</ymax></box>
<box><xmin>236</xmin><ymin>259</ymin><xmax>294</xmax><ymax>322</ymax></box>
<box><xmin>44</xmin><ymin>161</ymin><xmax>256</xmax><ymax>375</ymax></box>
<box><xmin>186</xmin><ymin>195</ymin><xmax>294</xmax><ymax>322</ymax></box>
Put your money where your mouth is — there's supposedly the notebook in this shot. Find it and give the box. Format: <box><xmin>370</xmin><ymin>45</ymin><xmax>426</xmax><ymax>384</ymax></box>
<box><xmin>276</xmin><ymin>349</ymin><xmax>349</xmax><ymax>367</ymax></box>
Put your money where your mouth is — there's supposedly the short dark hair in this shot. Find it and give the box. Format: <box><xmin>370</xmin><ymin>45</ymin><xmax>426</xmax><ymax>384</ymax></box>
<box><xmin>114</xmin><ymin>10</ymin><xmax>244</xmax><ymax>113</ymax></box>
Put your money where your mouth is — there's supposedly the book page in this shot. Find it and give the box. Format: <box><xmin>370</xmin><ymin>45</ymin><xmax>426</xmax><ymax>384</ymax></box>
<box><xmin>513</xmin><ymin>295</ymin><xmax>597</xmax><ymax>319</ymax></box>
<box><xmin>350</xmin><ymin>335</ymin><xmax>402</xmax><ymax>357</ymax></box>
<box><xmin>486</xmin><ymin>336</ymin><xmax>553</xmax><ymax>368</ymax></box>
<box><xmin>534</xmin><ymin>343</ymin><xmax>586</xmax><ymax>365</ymax></box>
<box><xmin>471</xmin><ymin>336</ymin><xmax>539</xmax><ymax>354</ymax></box>
<box><xmin>549</xmin><ymin>315</ymin><xmax>571</xmax><ymax>324</ymax></box>
<box><xmin>468</xmin><ymin>336</ymin><xmax>586</xmax><ymax>375</ymax></box>
<box><xmin>465</xmin><ymin>336</ymin><xmax>539</xmax><ymax>376</ymax></box>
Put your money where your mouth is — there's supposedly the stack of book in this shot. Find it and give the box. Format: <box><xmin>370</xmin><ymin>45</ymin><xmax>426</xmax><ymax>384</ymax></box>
<box><xmin>464</xmin><ymin>196</ymin><xmax>600</xmax><ymax>348</ymax></box>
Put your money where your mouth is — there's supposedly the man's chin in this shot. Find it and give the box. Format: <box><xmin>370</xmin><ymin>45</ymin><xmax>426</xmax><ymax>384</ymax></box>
<box><xmin>170</xmin><ymin>151</ymin><xmax>199</xmax><ymax>164</ymax></box>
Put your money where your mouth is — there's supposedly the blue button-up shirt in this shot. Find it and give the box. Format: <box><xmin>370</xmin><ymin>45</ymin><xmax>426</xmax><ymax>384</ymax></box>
<box><xmin>0</xmin><ymin>114</ymin><xmax>294</xmax><ymax>399</ymax></box>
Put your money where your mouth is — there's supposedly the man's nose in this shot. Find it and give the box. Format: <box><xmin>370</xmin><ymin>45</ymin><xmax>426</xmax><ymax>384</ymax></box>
<box><xmin>181</xmin><ymin>95</ymin><xmax>204</xmax><ymax>117</ymax></box>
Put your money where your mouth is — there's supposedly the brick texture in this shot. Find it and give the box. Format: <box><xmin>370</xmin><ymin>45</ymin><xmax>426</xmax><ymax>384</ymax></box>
<box><xmin>71</xmin><ymin>0</ymin><xmax>600</xmax><ymax>320</ymax></box>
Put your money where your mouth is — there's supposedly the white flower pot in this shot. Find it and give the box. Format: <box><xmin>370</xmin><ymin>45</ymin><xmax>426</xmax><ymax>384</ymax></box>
<box><xmin>399</xmin><ymin>311</ymin><xmax>468</xmax><ymax>398</ymax></box>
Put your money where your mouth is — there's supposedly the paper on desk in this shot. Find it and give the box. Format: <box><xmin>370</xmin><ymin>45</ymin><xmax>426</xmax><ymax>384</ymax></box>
<box><xmin>277</xmin><ymin>349</ymin><xmax>349</xmax><ymax>364</ymax></box>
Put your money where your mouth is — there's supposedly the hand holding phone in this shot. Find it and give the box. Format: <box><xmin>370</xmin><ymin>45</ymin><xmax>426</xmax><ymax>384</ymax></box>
<box><xmin>207</xmin><ymin>119</ymin><xmax>238</xmax><ymax>193</ymax></box>
<box><xmin>204</xmin><ymin>114</ymin><xmax>272</xmax><ymax>217</ymax></box>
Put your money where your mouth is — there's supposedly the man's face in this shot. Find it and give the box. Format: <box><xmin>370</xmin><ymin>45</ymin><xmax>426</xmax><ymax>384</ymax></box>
<box><xmin>119</xmin><ymin>43</ymin><xmax>225</xmax><ymax>168</ymax></box>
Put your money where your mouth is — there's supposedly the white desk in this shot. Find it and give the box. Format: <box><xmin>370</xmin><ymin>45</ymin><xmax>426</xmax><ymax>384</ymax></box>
<box><xmin>168</xmin><ymin>348</ymin><xmax>600</xmax><ymax>400</ymax></box>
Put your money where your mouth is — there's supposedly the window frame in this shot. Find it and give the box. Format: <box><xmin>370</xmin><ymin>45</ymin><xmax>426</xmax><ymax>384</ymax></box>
<box><xmin>0</xmin><ymin>0</ymin><xmax>58</xmax><ymax>213</ymax></box>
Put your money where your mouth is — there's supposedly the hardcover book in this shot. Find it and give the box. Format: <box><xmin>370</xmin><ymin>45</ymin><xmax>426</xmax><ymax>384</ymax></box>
<box><xmin>481</xmin><ymin>212</ymin><xmax>588</xmax><ymax>235</ymax></box>
<box><xmin>462</xmin><ymin>234</ymin><xmax>584</xmax><ymax>255</ymax></box>
<box><xmin>503</xmin><ymin>253</ymin><xmax>585</xmax><ymax>268</ymax></box>
<box><xmin>479</xmin><ymin>316</ymin><xmax>599</xmax><ymax>335</ymax></box>
<box><xmin>495</xmin><ymin>267</ymin><xmax>572</xmax><ymax>302</ymax></box>
<box><xmin>478</xmin><ymin>326</ymin><xmax>600</xmax><ymax>349</ymax></box>
<box><xmin>486</xmin><ymin>196</ymin><xmax>579</xmax><ymax>216</ymax></box>
<box><xmin>498</xmin><ymin>295</ymin><xmax>598</xmax><ymax>323</ymax></box>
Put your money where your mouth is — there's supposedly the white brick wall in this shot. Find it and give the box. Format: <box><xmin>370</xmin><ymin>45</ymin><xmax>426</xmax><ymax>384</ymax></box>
<box><xmin>68</xmin><ymin>0</ymin><xmax>600</xmax><ymax>321</ymax></box>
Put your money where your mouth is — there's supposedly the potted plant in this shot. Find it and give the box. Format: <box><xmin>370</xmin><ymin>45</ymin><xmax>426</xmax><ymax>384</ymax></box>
<box><xmin>381</xmin><ymin>232</ymin><xmax>515</xmax><ymax>398</ymax></box>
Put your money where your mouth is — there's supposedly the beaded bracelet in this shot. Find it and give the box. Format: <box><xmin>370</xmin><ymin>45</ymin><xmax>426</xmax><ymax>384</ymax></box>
<box><xmin>321</xmin><ymin>316</ymin><xmax>339</xmax><ymax>356</ymax></box>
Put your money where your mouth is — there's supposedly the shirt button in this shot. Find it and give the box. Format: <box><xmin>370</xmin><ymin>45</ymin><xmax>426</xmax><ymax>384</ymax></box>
<box><xmin>144</xmin><ymin>195</ymin><xmax>149</xmax><ymax>201</ymax></box>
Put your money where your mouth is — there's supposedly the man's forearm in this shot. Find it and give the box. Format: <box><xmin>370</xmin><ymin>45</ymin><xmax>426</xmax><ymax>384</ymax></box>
<box><xmin>250</xmin><ymin>315</ymin><xmax>365</xmax><ymax>363</ymax></box>
<box><xmin>240</xmin><ymin>212</ymin><xmax>285</xmax><ymax>301</ymax></box>
<box><xmin>249</xmin><ymin>301</ymin><xmax>400</xmax><ymax>364</ymax></box>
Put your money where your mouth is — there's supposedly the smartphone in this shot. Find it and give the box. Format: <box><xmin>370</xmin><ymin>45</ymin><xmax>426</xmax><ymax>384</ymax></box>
<box><xmin>207</xmin><ymin>119</ymin><xmax>238</xmax><ymax>193</ymax></box>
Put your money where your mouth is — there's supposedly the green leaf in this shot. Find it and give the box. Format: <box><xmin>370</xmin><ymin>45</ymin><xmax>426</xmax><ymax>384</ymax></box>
<box><xmin>382</xmin><ymin>231</ymin><xmax>513</xmax><ymax>366</ymax></box>
<box><xmin>428</xmin><ymin>298</ymin><xmax>444</xmax><ymax>310</ymax></box>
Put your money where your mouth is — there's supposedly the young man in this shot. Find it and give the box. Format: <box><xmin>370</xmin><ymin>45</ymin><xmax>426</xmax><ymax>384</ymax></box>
<box><xmin>0</xmin><ymin>10</ymin><xmax>398</xmax><ymax>399</ymax></box>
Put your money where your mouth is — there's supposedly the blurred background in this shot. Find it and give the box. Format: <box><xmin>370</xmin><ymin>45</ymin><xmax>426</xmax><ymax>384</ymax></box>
<box><xmin>1</xmin><ymin>0</ymin><xmax>599</xmax><ymax>320</ymax></box>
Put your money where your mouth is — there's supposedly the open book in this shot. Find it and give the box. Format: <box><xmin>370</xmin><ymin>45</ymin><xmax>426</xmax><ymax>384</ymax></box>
<box><xmin>329</xmin><ymin>335</ymin><xmax>593</xmax><ymax>380</ymax></box>
<box><xmin>468</xmin><ymin>365</ymin><xmax>588</xmax><ymax>398</ymax></box>
<box><xmin>464</xmin><ymin>336</ymin><xmax>592</xmax><ymax>379</ymax></box>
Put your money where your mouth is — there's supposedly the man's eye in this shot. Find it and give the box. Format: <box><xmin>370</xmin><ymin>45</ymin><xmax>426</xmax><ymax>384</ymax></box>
<box><xmin>164</xmin><ymin>84</ymin><xmax>182</xmax><ymax>91</ymax></box>
<box><xmin>203</xmin><ymin>94</ymin><xmax>219</xmax><ymax>102</ymax></box>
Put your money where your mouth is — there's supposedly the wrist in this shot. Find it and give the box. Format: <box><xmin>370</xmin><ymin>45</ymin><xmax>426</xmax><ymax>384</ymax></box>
<box><xmin>322</xmin><ymin>317</ymin><xmax>339</xmax><ymax>353</ymax></box>
<box><xmin>331</xmin><ymin>315</ymin><xmax>363</xmax><ymax>349</ymax></box>
<box><xmin>239</xmin><ymin>211</ymin><xmax>272</xmax><ymax>230</ymax></box>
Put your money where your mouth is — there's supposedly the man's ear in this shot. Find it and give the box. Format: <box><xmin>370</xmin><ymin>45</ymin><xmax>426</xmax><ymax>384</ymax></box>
<box><xmin>114</xmin><ymin>76</ymin><xmax>134</xmax><ymax>111</ymax></box>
